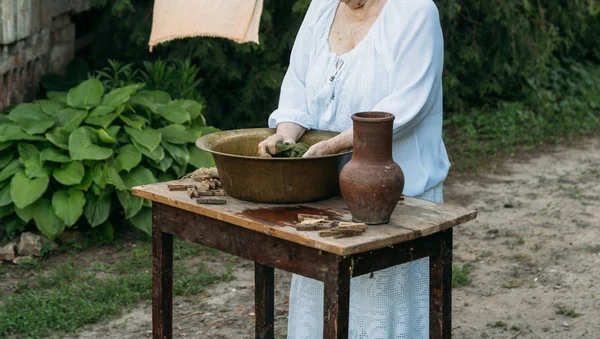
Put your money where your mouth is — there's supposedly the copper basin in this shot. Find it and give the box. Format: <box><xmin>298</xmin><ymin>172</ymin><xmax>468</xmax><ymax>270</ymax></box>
<box><xmin>195</xmin><ymin>128</ymin><xmax>352</xmax><ymax>203</ymax></box>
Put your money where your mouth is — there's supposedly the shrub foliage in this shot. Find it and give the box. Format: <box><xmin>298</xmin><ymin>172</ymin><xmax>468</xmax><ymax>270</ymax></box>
<box><xmin>0</xmin><ymin>79</ymin><xmax>215</xmax><ymax>239</ymax></box>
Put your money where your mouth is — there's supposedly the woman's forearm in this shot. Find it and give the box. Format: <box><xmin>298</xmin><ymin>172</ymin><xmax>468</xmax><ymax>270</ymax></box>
<box><xmin>327</xmin><ymin>128</ymin><xmax>353</xmax><ymax>153</ymax></box>
<box><xmin>276</xmin><ymin>122</ymin><xmax>307</xmax><ymax>142</ymax></box>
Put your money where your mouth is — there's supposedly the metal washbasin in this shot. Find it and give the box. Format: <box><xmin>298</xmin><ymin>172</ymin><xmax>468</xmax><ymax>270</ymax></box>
<box><xmin>195</xmin><ymin>128</ymin><xmax>352</xmax><ymax>203</ymax></box>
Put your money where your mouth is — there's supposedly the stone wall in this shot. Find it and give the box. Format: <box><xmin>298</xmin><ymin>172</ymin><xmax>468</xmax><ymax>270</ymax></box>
<box><xmin>0</xmin><ymin>0</ymin><xmax>90</xmax><ymax>110</ymax></box>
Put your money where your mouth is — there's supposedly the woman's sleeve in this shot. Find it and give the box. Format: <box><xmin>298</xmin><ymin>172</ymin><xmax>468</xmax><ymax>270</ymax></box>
<box><xmin>371</xmin><ymin>2</ymin><xmax>444</xmax><ymax>139</ymax></box>
<box><xmin>267</xmin><ymin>1</ymin><xmax>321</xmax><ymax>130</ymax></box>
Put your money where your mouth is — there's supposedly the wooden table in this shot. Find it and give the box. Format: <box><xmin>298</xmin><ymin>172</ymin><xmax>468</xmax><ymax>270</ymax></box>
<box><xmin>133</xmin><ymin>179</ymin><xmax>477</xmax><ymax>339</ymax></box>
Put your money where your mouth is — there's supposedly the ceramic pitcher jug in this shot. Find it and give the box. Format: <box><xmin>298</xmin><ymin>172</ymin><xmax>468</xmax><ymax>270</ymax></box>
<box><xmin>339</xmin><ymin>112</ymin><xmax>405</xmax><ymax>224</ymax></box>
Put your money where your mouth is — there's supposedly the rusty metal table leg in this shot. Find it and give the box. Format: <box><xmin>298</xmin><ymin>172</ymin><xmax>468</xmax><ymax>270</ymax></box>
<box><xmin>323</xmin><ymin>257</ymin><xmax>352</xmax><ymax>339</ymax></box>
<box><xmin>255</xmin><ymin>262</ymin><xmax>275</xmax><ymax>339</ymax></box>
<box><xmin>429</xmin><ymin>229</ymin><xmax>453</xmax><ymax>339</ymax></box>
<box><xmin>153</xmin><ymin>210</ymin><xmax>173</xmax><ymax>339</ymax></box>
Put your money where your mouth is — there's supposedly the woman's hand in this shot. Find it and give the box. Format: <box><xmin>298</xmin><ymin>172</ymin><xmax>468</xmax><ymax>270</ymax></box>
<box><xmin>303</xmin><ymin>129</ymin><xmax>353</xmax><ymax>157</ymax></box>
<box><xmin>258</xmin><ymin>122</ymin><xmax>307</xmax><ymax>157</ymax></box>
<box><xmin>258</xmin><ymin>134</ymin><xmax>295</xmax><ymax>157</ymax></box>
<box><xmin>302</xmin><ymin>140</ymin><xmax>334</xmax><ymax>157</ymax></box>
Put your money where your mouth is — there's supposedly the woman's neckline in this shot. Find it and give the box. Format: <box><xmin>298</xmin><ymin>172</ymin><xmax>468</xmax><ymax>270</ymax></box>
<box><xmin>326</xmin><ymin>0</ymin><xmax>390</xmax><ymax>59</ymax></box>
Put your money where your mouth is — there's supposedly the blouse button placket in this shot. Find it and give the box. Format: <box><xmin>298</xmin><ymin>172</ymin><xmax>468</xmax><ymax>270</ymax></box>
<box><xmin>321</xmin><ymin>56</ymin><xmax>345</xmax><ymax>123</ymax></box>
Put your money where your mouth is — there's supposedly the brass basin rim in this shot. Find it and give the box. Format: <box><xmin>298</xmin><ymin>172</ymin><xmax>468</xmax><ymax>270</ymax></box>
<box><xmin>195</xmin><ymin>128</ymin><xmax>353</xmax><ymax>161</ymax></box>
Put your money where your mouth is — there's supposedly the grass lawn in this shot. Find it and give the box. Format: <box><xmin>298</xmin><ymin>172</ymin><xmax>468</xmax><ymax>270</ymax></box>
<box><xmin>0</xmin><ymin>237</ymin><xmax>232</xmax><ymax>338</ymax></box>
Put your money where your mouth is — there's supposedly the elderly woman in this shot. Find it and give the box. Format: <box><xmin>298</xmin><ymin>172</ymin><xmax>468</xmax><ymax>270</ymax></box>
<box><xmin>258</xmin><ymin>0</ymin><xmax>450</xmax><ymax>337</ymax></box>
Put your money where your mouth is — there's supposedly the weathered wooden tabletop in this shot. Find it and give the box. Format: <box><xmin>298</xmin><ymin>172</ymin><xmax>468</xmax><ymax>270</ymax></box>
<box><xmin>133</xmin><ymin>179</ymin><xmax>477</xmax><ymax>256</ymax></box>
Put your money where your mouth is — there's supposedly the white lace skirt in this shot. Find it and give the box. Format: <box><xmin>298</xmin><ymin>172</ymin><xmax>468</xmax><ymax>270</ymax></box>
<box><xmin>286</xmin><ymin>184</ymin><xmax>444</xmax><ymax>339</ymax></box>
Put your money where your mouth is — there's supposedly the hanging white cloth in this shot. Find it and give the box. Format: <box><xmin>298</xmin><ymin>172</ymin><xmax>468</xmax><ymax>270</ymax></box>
<box><xmin>149</xmin><ymin>0</ymin><xmax>263</xmax><ymax>51</ymax></box>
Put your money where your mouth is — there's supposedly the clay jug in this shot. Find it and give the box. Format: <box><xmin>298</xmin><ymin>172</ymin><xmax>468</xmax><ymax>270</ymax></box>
<box><xmin>339</xmin><ymin>112</ymin><xmax>404</xmax><ymax>224</ymax></box>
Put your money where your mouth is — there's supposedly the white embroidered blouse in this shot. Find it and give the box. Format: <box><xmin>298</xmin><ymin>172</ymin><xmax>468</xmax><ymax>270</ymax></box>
<box><xmin>268</xmin><ymin>0</ymin><xmax>450</xmax><ymax>196</ymax></box>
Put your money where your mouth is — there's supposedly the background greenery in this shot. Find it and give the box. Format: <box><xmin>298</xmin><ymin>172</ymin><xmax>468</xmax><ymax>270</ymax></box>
<box><xmin>85</xmin><ymin>0</ymin><xmax>600</xmax><ymax>128</ymax></box>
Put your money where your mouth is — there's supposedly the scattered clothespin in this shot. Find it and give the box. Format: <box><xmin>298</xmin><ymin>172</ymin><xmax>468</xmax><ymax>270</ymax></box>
<box><xmin>294</xmin><ymin>224</ymin><xmax>333</xmax><ymax>231</ymax></box>
<box><xmin>197</xmin><ymin>190</ymin><xmax>226</xmax><ymax>196</ymax></box>
<box><xmin>318</xmin><ymin>229</ymin><xmax>364</xmax><ymax>238</ymax></box>
<box><xmin>337</xmin><ymin>222</ymin><xmax>367</xmax><ymax>231</ymax></box>
<box><xmin>196</xmin><ymin>198</ymin><xmax>227</xmax><ymax>205</ymax></box>
<box><xmin>168</xmin><ymin>184</ymin><xmax>196</xmax><ymax>191</ymax></box>
<box><xmin>298</xmin><ymin>214</ymin><xmax>329</xmax><ymax>222</ymax></box>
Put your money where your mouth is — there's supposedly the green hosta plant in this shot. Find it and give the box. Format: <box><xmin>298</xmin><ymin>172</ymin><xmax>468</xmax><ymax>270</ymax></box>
<box><xmin>0</xmin><ymin>78</ymin><xmax>216</xmax><ymax>239</ymax></box>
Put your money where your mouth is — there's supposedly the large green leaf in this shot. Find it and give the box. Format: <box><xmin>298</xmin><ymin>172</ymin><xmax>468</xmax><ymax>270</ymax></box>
<box><xmin>52</xmin><ymin>188</ymin><xmax>85</xmax><ymax>227</ymax></box>
<box><xmin>128</xmin><ymin>90</ymin><xmax>171</xmax><ymax>113</ymax></box>
<box><xmin>0</xmin><ymin>123</ymin><xmax>47</xmax><ymax>142</ymax></box>
<box><xmin>23</xmin><ymin>157</ymin><xmax>53</xmax><ymax>178</ymax></box>
<box><xmin>159</xmin><ymin>124</ymin><xmax>197</xmax><ymax>144</ymax></box>
<box><xmin>47</xmin><ymin>91</ymin><xmax>67</xmax><ymax>104</ymax></box>
<box><xmin>33</xmin><ymin>198</ymin><xmax>65</xmax><ymax>240</ymax></box>
<box><xmin>15</xmin><ymin>203</ymin><xmax>36</xmax><ymax>222</ymax></box>
<box><xmin>133</xmin><ymin>140</ymin><xmax>165</xmax><ymax>162</ymax></box>
<box><xmin>0</xmin><ymin>205</ymin><xmax>12</xmax><ymax>219</ymax></box>
<box><xmin>99</xmin><ymin>125</ymin><xmax>122</xmax><ymax>144</ymax></box>
<box><xmin>45</xmin><ymin>128</ymin><xmax>70</xmax><ymax>150</ymax></box>
<box><xmin>69</xmin><ymin>126</ymin><xmax>114</xmax><ymax>160</ymax></box>
<box><xmin>84</xmin><ymin>105</ymin><xmax>119</xmax><ymax>129</ymax></box>
<box><xmin>188</xmin><ymin>146</ymin><xmax>216</xmax><ymax>168</ymax></box>
<box><xmin>9</xmin><ymin>172</ymin><xmax>49</xmax><ymax>208</ymax></box>
<box><xmin>0</xmin><ymin>184</ymin><xmax>12</xmax><ymax>206</ymax></box>
<box><xmin>90</xmin><ymin>105</ymin><xmax>117</xmax><ymax>116</ymax></box>
<box><xmin>173</xmin><ymin>99</ymin><xmax>203</xmax><ymax>120</ymax></box>
<box><xmin>54</xmin><ymin>107</ymin><xmax>87</xmax><ymax>131</ymax></box>
<box><xmin>162</xmin><ymin>142</ymin><xmax>190</xmax><ymax>166</ymax></box>
<box><xmin>17</xmin><ymin>143</ymin><xmax>40</xmax><ymax>161</ymax></box>
<box><xmin>116</xmin><ymin>190</ymin><xmax>144</xmax><ymax>219</ymax></box>
<box><xmin>8</xmin><ymin>103</ymin><xmax>55</xmax><ymax>135</ymax></box>
<box><xmin>156</xmin><ymin>101</ymin><xmax>191</xmax><ymax>124</ymax></box>
<box><xmin>119</xmin><ymin>113</ymin><xmax>148</xmax><ymax>130</ymax></box>
<box><xmin>40</xmin><ymin>148</ymin><xmax>71</xmax><ymax>163</ymax></box>
<box><xmin>91</xmin><ymin>163</ymin><xmax>107</xmax><ymax>188</ymax></box>
<box><xmin>0</xmin><ymin>150</ymin><xmax>15</xmax><ymax>169</ymax></box>
<box><xmin>124</xmin><ymin>126</ymin><xmax>161</xmax><ymax>151</ymax></box>
<box><xmin>116</xmin><ymin>144</ymin><xmax>142</xmax><ymax>172</ymax></box>
<box><xmin>75</xmin><ymin>170</ymin><xmax>94</xmax><ymax>191</ymax></box>
<box><xmin>149</xmin><ymin>155</ymin><xmax>173</xmax><ymax>172</ymax></box>
<box><xmin>98</xmin><ymin>129</ymin><xmax>117</xmax><ymax>144</ymax></box>
<box><xmin>84</xmin><ymin>193</ymin><xmax>111</xmax><ymax>227</ymax></box>
<box><xmin>66</xmin><ymin>78</ymin><xmax>104</xmax><ymax>109</ymax></box>
<box><xmin>121</xmin><ymin>166</ymin><xmax>157</xmax><ymax>189</ymax></box>
<box><xmin>53</xmin><ymin>161</ymin><xmax>85</xmax><ymax>186</ymax></box>
<box><xmin>101</xmin><ymin>84</ymin><xmax>144</xmax><ymax>107</ymax></box>
<box><xmin>0</xmin><ymin>160</ymin><xmax>23</xmax><ymax>181</ymax></box>
<box><xmin>106</xmin><ymin>166</ymin><xmax>127</xmax><ymax>190</ymax></box>
<box><xmin>130</xmin><ymin>207</ymin><xmax>151</xmax><ymax>236</ymax></box>
<box><xmin>37</xmin><ymin>99</ymin><xmax>64</xmax><ymax>116</ymax></box>
<box><xmin>85</xmin><ymin>113</ymin><xmax>120</xmax><ymax>129</ymax></box>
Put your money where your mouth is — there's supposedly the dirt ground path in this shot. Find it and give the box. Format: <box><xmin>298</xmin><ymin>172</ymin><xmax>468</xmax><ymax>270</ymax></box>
<box><xmin>64</xmin><ymin>138</ymin><xmax>600</xmax><ymax>339</ymax></box>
